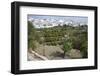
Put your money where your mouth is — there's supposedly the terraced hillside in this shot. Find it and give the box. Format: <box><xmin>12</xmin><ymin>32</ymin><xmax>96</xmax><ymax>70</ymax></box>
<box><xmin>28</xmin><ymin>21</ymin><xmax>88</xmax><ymax>61</ymax></box>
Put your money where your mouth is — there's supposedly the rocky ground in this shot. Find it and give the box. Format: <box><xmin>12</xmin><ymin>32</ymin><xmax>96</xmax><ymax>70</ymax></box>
<box><xmin>28</xmin><ymin>45</ymin><xmax>82</xmax><ymax>61</ymax></box>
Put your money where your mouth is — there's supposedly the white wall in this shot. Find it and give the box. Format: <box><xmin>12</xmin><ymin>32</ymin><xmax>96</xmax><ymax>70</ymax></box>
<box><xmin>0</xmin><ymin>0</ymin><xmax>99</xmax><ymax>76</ymax></box>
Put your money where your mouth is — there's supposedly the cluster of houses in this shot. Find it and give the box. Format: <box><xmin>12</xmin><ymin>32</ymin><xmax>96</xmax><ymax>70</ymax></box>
<box><xmin>28</xmin><ymin>18</ymin><xmax>87</xmax><ymax>28</ymax></box>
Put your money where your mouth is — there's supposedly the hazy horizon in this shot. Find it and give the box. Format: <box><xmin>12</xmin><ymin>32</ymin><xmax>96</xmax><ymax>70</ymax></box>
<box><xmin>28</xmin><ymin>14</ymin><xmax>88</xmax><ymax>24</ymax></box>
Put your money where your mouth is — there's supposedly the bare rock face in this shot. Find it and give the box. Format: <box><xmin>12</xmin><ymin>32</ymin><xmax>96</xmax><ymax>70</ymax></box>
<box><xmin>28</xmin><ymin>46</ymin><xmax>83</xmax><ymax>61</ymax></box>
<box><xmin>68</xmin><ymin>49</ymin><xmax>82</xmax><ymax>59</ymax></box>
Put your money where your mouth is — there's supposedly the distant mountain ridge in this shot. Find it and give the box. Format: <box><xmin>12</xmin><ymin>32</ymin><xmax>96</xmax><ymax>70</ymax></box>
<box><xmin>28</xmin><ymin>18</ymin><xmax>87</xmax><ymax>28</ymax></box>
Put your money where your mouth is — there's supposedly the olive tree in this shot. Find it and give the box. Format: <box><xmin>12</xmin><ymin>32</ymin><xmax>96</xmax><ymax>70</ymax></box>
<box><xmin>62</xmin><ymin>40</ymin><xmax>72</xmax><ymax>58</ymax></box>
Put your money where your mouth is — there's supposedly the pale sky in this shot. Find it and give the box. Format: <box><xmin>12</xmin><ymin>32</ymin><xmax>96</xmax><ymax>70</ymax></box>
<box><xmin>28</xmin><ymin>14</ymin><xmax>88</xmax><ymax>24</ymax></box>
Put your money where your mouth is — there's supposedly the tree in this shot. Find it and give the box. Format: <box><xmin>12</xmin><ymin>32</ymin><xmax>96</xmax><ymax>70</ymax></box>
<box><xmin>70</xmin><ymin>28</ymin><xmax>88</xmax><ymax>58</ymax></box>
<box><xmin>28</xmin><ymin>21</ymin><xmax>36</xmax><ymax>51</ymax></box>
<box><xmin>40</xmin><ymin>37</ymin><xmax>46</xmax><ymax>56</ymax></box>
<box><xmin>62</xmin><ymin>38</ymin><xmax>72</xmax><ymax>58</ymax></box>
<box><xmin>80</xmin><ymin>40</ymin><xmax>88</xmax><ymax>58</ymax></box>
